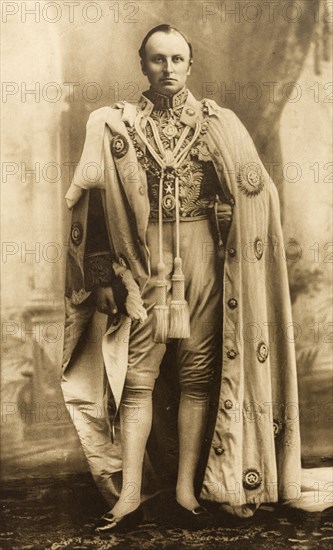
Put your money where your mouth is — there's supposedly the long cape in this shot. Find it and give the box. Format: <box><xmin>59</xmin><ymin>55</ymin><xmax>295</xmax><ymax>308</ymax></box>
<box><xmin>61</xmin><ymin>91</ymin><xmax>301</xmax><ymax>509</ymax></box>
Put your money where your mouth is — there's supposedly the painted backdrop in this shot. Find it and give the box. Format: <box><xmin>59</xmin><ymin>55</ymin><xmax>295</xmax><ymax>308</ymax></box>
<box><xmin>1</xmin><ymin>0</ymin><xmax>332</xmax><ymax>479</ymax></box>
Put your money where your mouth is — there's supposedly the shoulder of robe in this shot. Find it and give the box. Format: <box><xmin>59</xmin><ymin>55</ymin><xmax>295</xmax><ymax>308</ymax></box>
<box><xmin>86</xmin><ymin>105</ymin><xmax>117</xmax><ymax>126</ymax></box>
<box><xmin>204</xmin><ymin>99</ymin><xmax>257</xmax><ymax>153</ymax></box>
<box><xmin>204</xmin><ymin>99</ymin><xmax>243</xmax><ymax>125</ymax></box>
<box><xmin>86</xmin><ymin>102</ymin><xmax>139</xmax><ymax>129</ymax></box>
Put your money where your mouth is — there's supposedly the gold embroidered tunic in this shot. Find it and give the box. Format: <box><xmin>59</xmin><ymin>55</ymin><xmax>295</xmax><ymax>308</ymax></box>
<box><xmin>132</xmin><ymin>88</ymin><xmax>222</xmax><ymax>222</ymax></box>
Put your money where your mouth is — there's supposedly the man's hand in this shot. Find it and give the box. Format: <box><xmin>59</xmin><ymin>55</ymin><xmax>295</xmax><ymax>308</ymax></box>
<box><xmin>95</xmin><ymin>286</ymin><xmax>118</xmax><ymax>315</ymax></box>
<box><xmin>216</xmin><ymin>203</ymin><xmax>233</xmax><ymax>225</ymax></box>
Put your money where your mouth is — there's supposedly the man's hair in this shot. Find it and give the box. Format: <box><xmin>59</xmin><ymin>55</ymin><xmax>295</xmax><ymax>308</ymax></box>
<box><xmin>139</xmin><ymin>24</ymin><xmax>193</xmax><ymax>62</ymax></box>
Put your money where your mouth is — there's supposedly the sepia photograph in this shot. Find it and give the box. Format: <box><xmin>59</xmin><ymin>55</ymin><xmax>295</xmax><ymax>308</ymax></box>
<box><xmin>1</xmin><ymin>0</ymin><xmax>333</xmax><ymax>548</ymax></box>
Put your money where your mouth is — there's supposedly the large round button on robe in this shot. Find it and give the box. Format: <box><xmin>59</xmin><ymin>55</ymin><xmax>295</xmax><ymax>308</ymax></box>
<box><xmin>228</xmin><ymin>298</ymin><xmax>238</xmax><ymax>309</ymax></box>
<box><xmin>71</xmin><ymin>222</ymin><xmax>83</xmax><ymax>246</ymax></box>
<box><xmin>257</xmin><ymin>341</ymin><xmax>269</xmax><ymax>363</ymax></box>
<box><xmin>273</xmin><ymin>419</ymin><xmax>283</xmax><ymax>437</ymax></box>
<box><xmin>110</xmin><ymin>134</ymin><xmax>129</xmax><ymax>158</ymax></box>
<box><xmin>226</xmin><ymin>349</ymin><xmax>237</xmax><ymax>359</ymax></box>
<box><xmin>228</xmin><ymin>247</ymin><xmax>236</xmax><ymax>257</ymax></box>
<box><xmin>243</xmin><ymin>469</ymin><xmax>262</xmax><ymax>490</ymax></box>
<box><xmin>224</xmin><ymin>400</ymin><xmax>233</xmax><ymax>410</ymax></box>
<box><xmin>214</xmin><ymin>446</ymin><xmax>225</xmax><ymax>456</ymax></box>
<box><xmin>254</xmin><ymin>237</ymin><xmax>264</xmax><ymax>260</ymax></box>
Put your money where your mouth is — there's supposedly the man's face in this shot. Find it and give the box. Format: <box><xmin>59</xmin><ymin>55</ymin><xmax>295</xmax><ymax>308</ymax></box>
<box><xmin>142</xmin><ymin>31</ymin><xmax>192</xmax><ymax>96</ymax></box>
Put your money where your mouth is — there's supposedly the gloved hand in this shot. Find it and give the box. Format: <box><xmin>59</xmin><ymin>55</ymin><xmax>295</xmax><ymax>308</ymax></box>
<box><xmin>94</xmin><ymin>276</ymin><xmax>147</xmax><ymax>324</ymax></box>
<box><xmin>95</xmin><ymin>286</ymin><xmax>118</xmax><ymax>316</ymax></box>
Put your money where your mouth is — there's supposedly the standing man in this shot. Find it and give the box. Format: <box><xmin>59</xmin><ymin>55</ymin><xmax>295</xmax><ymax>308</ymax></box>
<box><xmin>62</xmin><ymin>25</ymin><xmax>301</xmax><ymax>531</ymax></box>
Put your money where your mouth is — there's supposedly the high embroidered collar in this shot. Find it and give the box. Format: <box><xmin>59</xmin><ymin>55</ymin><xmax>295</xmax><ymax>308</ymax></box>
<box><xmin>142</xmin><ymin>87</ymin><xmax>188</xmax><ymax>110</ymax></box>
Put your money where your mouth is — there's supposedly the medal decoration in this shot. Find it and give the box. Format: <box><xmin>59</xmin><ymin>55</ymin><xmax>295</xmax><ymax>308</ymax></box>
<box><xmin>134</xmin><ymin>113</ymin><xmax>202</xmax><ymax>343</ymax></box>
<box><xmin>236</xmin><ymin>163</ymin><xmax>264</xmax><ymax>197</ymax></box>
<box><xmin>162</xmin><ymin>120</ymin><xmax>178</xmax><ymax>140</ymax></box>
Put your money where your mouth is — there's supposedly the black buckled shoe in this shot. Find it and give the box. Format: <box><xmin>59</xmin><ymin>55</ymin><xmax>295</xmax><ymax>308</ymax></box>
<box><xmin>173</xmin><ymin>501</ymin><xmax>216</xmax><ymax>530</ymax></box>
<box><xmin>95</xmin><ymin>506</ymin><xmax>144</xmax><ymax>533</ymax></box>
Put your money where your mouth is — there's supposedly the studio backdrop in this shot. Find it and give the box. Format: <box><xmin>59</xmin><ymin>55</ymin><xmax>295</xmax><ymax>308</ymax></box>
<box><xmin>1</xmin><ymin>0</ymin><xmax>332</xmax><ymax>478</ymax></box>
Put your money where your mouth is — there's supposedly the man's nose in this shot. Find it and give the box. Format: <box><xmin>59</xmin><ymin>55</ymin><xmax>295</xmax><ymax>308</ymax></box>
<box><xmin>163</xmin><ymin>58</ymin><xmax>174</xmax><ymax>74</ymax></box>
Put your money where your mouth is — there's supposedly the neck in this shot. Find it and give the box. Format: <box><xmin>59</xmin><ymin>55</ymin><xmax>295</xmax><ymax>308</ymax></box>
<box><xmin>143</xmin><ymin>87</ymin><xmax>188</xmax><ymax>110</ymax></box>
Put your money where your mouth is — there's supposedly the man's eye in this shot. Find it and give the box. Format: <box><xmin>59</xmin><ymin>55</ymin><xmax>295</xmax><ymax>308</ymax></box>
<box><xmin>153</xmin><ymin>56</ymin><xmax>163</xmax><ymax>63</ymax></box>
<box><xmin>173</xmin><ymin>56</ymin><xmax>183</xmax><ymax>62</ymax></box>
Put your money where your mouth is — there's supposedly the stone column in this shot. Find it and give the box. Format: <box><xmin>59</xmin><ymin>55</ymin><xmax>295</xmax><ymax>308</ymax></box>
<box><xmin>2</xmin><ymin>13</ymin><xmax>73</xmax><ymax>454</ymax></box>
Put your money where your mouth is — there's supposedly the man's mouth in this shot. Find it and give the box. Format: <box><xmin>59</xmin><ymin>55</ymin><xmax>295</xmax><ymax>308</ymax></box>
<box><xmin>161</xmin><ymin>78</ymin><xmax>177</xmax><ymax>82</ymax></box>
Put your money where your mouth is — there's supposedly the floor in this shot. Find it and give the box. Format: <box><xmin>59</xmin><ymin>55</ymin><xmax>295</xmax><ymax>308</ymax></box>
<box><xmin>1</xmin><ymin>472</ymin><xmax>333</xmax><ymax>550</ymax></box>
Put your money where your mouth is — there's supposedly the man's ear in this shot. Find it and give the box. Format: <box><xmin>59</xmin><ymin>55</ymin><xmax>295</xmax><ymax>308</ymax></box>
<box><xmin>140</xmin><ymin>59</ymin><xmax>147</xmax><ymax>76</ymax></box>
<box><xmin>187</xmin><ymin>59</ymin><xmax>193</xmax><ymax>76</ymax></box>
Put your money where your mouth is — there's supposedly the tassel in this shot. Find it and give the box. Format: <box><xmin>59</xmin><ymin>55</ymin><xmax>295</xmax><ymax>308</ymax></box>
<box><xmin>168</xmin><ymin>174</ymin><xmax>190</xmax><ymax>339</ymax></box>
<box><xmin>168</xmin><ymin>257</ymin><xmax>190</xmax><ymax>339</ymax></box>
<box><xmin>153</xmin><ymin>167</ymin><xmax>170</xmax><ymax>343</ymax></box>
<box><xmin>153</xmin><ymin>261</ymin><xmax>169</xmax><ymax>343</ymax></box>
<box><xmin>153</xmin><ymin>305</ymin><xmax>169</xmax><ymax>343</ymax></box>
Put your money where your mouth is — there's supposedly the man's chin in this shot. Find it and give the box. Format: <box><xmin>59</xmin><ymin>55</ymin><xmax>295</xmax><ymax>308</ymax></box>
<box><xmin>156</xmin><ymin>82</ymin><xmax>182</xmax><ymax>96</ymax></box>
